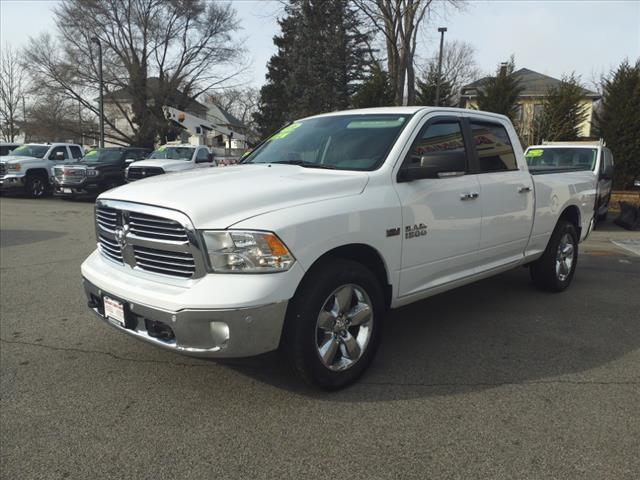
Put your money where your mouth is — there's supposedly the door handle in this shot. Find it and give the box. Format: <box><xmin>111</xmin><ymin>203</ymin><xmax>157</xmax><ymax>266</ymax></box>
<box><xmin>460</xmin><ymin>192</ymin><xmax>479</xmax><ymax>201</ymax></box>
<box><xmin>518</xmin><ymin>186</ymin><xmax>532</xmax><ymax>193</ymax></box>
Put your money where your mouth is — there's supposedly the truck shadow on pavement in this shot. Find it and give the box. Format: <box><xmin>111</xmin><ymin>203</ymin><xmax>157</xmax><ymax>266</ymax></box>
<box><xmin>219</xmin><ymin>255</ymin><xmax>640</xmax><ymax>401</ymax></box>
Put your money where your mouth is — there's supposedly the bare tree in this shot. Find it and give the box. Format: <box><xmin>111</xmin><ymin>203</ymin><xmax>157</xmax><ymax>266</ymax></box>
<box><xmin>23</xmin><ymin>0</ymin><xmax>243</xmax><ymax>147</ymax></box>
<box><xmin>0</xmin><ymin>44</ymin><xmax>28</xmax><ymax>142</ymax></box>
<box><xmin>210</xmin><ymin>87</ymin><xmax>260</xmax><ymax>127</ymax></box>
<box><xmin>352</xmin><ymin>0</ymin><xmax>464</xmax><ymax>105</ymax></box>
<box><xmin>418</xmin><ymin>40</ymin><xmax>480</xmax><ymax>103</ymax></box>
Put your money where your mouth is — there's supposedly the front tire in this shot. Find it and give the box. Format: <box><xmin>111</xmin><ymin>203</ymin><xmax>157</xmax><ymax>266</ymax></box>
<box><xmin>530</xmin><ymin>220</ymin><xmax>578</xmax><ymax>292</ymax></box>
<box><xmin>283</xmin><ymin>259</ymin><xmax>385</xmax><ymax>390</ymax></box>
<box><xmin>25</xmin><ymin>174</ymin><xmax>49</xmax><ymax>198</ymax></box>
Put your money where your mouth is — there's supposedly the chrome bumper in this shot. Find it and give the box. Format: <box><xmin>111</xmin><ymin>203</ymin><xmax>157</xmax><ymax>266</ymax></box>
<box><xmin>82</xmin><ymin>277</ymin><xmax>288</xmax><ymax>358</ymax></box>
<box><xmin>0</xmin><ymin>174</ymin><xmax>26</xmax><ymax>190</ymax></box>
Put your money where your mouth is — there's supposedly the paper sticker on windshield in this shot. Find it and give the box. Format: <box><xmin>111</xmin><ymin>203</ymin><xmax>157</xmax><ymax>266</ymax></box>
<box><xmin>13</xmin><ymin>145</ymin><xmax>28</xmax><ymax>152</ymax></box>
<box><xmin>157</xmin><ymin>145</ymin><xmax>167</xmax><ymax>152</ymax></box>
<box><xmin>85</xmin><ymin>150</ymin><xmax>98</xmax><ymax>157</ymax></box>
<box><xmin>271</xmin><ymin>123</ymin><xmax>302</xmax><ymax>140</ymax></box>
<box><xmin>526</xmin><ymin>149</ymin><xmax>544</xmax><ymax>157</ymax></box>
<box><xmin>347</xmin><ymin>118</ymin><xmax>406</xmax><ymax>129</ymax></box>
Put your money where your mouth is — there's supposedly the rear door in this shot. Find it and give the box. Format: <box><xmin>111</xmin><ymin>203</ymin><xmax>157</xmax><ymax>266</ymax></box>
<box><xmin>465</xmin><ymin>116</ymin><xmax>534</xmax><ymax>271</ymax></box>
<box><xmin>395</xmin><ymin>115</ymin><xmax>482</xmax><ymax>297</ymax></box>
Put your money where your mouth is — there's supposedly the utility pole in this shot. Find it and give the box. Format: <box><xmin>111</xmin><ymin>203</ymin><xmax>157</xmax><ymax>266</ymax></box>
<box><xmin>435</xmin><ymin>27</ymin><xmax>447</xmax><ymax>107</ymax></box>
<box><xmin>91</xmin><ymin>37</ymin><xmax>105</xmax><ymax>147</ymax></box>
<box><xmin>22</xmin><ymin>96</ymin><xmax>27</xmax><ymax>142</ymax></box>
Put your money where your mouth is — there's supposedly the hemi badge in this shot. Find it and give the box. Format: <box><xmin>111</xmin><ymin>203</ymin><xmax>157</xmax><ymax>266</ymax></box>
<box><xmin>386</xmin><ymin>227</ymin><xmax>400</xmax><ymax>237</ymax></box>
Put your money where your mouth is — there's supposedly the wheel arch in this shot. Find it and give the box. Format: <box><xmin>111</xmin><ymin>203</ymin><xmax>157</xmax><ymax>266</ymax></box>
<box><xmin>558</xmin><ymin>204</ymin><xmax>581</xmax><ymax>238</ymax></box>
<box><xmin>300</xmin><ymin>243</ymin><xmax>392</xmax><ymax>310</ymax></box>
<box><xmin>26</xmin><ymin>167</ymin><xmax>49</xmax><ymax>178</ymax></box>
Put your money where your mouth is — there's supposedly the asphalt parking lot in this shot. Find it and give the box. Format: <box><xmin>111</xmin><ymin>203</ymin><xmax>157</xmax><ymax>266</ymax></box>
<box><xmin>1</xmin><ymin>196</ymin><xmax>639</xmax><ymax>479</ymax></box>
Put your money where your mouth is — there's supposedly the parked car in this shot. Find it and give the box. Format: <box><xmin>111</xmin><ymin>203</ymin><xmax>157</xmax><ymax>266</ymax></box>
<box><xmin>53</xmin><ymin>147</ymin><xmax>150</xmax><ymax>199</ymax></box>
<box><xmin>0</xmin><ymin>143</ymin><xmax>84</xmax><ymax>197</ymax></box>
<box><xmin>81</xmin><ymin>107</ymin><xmax>598</xmax><ymax>389</ymax></box>
<box><xmin>525</xmin><ymin>141</ymin><xmax>614</xmax><ymax>224</ymax></box>
<box><xmin>0</xmin><ymin>142</ymin><xmax>21</xmax><ymax>157</ymax></box>
<box><xmin>125</xmin><ymin>144</ymin><xmax>216</xmax><ymax>181</ymax></box>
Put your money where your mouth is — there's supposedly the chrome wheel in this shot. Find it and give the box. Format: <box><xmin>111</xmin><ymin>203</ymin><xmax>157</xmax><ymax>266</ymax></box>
<box><xmin>555</xmin><ymin>233</ymin><xmax>575</xmax><ymax>282</ymax></box>
<box><xmin>315</xmin><ymin>284</ymin><xmax>373</xmax><ymax>371</ymax></box>
<box><xmin>29</xmin><ymin>177</ymin><xmax>46</xmax><ymax>197</ymax></box>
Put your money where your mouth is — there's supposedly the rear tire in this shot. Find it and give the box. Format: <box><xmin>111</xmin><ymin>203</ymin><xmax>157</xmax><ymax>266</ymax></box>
<box><xmin>283</xmin><ymin>259</ymin><xmax>385</xmax><ymax>390</ymax></box>
<box><xmin>530</xmin><ymin>220</ymin><xmax>578</xmax><ymax>292</ymax></box>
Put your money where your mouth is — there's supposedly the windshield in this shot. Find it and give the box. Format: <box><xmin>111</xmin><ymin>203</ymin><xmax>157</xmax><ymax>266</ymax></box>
<box><xmin>9</xmin><ymin>144</ymin><xmax>50</xmax><ymax>159</ymax></box>
<box><xmin>148</xmin><ymin>146</ymin><xmax>195</xmax><ymax>160</ymax></box>
<box><xmin>526</xmin><ymin>147</ymin><xmax>597</xmax><ymax>171</ymax></box>
<box><xmin>244</xmin><ymin>114</ymin><xmax>411</xmax><ymax>171</ymax></box>
<box><xmin>82</xmin><ymin>149</ymin><xmax>123</xmax><ymax>164</ymax></box>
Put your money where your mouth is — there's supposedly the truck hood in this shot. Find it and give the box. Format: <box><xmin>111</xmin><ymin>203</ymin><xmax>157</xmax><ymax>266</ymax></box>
<box><xmin>128</xmin><ymin>159</ymin><xmax>194</xmax><ymax>171</ymax></box>
<box><xmin>0</xmin><ymin>155</ymin><xmax>41</xmax><ymax>164</ymax></box>
<box><xmin>101</xmin><ymin>164</ymin><xmax>369</xmax><ymax>228</ymax></box>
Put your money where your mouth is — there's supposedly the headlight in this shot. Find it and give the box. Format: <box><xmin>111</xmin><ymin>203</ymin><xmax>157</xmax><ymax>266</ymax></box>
<box><xmin>201</xmin><ymin>230</ymin><xmax>295</xmax><ymax>273</ymax></box>
<box><xmin>86</xmin><ymin>169</ymin><xmax>99</xmax><ymax>177</ymax></box>
<box><xmin>8</xmin><ymin>163</ymin><xmax>21</xmax><ymax>172</ymax></box>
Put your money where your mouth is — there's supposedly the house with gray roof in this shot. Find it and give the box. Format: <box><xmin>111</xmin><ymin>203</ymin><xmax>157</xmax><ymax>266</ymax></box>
<box><xmin>460</xmin><ymin>68</ymin><xmax>600</xmax><ymax>144</ymax></box>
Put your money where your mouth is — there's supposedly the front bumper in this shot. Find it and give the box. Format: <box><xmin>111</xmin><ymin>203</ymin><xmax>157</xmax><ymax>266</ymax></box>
<box><xmin>81</xmin><ymin>250</ymin><xmax>304</xmax><ymax>358</ymax></box>
<box><xmin>0</xmin><ymin>174</ymin><xmax>26</xmax><ymax>191</ymax></box>
<box><xmin>83</xmin><ymin>276</ymin><xmax>288</xmax><ymax>357</ymax></box>
<box><xmin>54</xmin><ymin>181</ymin><xmax>100</xmax><ymax>196</ymax></box>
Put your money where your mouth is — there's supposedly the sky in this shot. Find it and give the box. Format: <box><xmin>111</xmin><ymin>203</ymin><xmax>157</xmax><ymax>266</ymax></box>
<box><xmin>1</xmin><ymin>0</ymin><xmax>639</xmax><ymax>90</ymax></box>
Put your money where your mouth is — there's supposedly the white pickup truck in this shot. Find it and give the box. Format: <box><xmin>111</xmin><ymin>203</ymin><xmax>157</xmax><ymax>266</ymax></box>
<box><xmin>0</xmin><ymin>143</ymin><xmax>84</xmax><ymax>197</ymax></box>
<box><xmin>125</xmin><ymin>143</ymin><xmax>216</xmax><ymax>181</ymax></box>
<box><xmin>81</xmin><ymin>107</ymin><xmax>597</xmax><ymax>389</ymax></box>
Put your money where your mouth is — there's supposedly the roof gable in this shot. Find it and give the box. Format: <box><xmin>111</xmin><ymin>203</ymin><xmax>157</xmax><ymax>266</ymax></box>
<box><xmin>462</xmin><ymin>68</ymin><xmax>599</xmax><ymax>98</ymax></box>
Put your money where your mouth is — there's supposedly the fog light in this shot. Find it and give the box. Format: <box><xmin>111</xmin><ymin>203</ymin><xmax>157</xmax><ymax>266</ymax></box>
<box><xmin>210</xmin><ymin>321</ymin><xmax>230</xmax><ymax>347</ymax></box>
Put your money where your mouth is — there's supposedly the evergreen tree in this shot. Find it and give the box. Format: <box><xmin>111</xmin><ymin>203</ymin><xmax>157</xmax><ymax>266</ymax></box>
<box><xmin>594</xmin><ymin>59</ymin><xmax>640</xmax><ymax>189</ymax></box>
<box><xmin>531</xmin><ymin>75</ymin><xmax>589</xmax><ymax>144</ymax></box>
<box><xmin>415</xmin><ymin>65</ymin><xmax>454</xmax><ymax>107</ymax></box>
<box><xmin>475</xmin><ymin>57</ymin><xmax>524</xmax><ymax>122</ymax></box>
<box><xmin>254</xmin><ymin>0</ymin><xmax>369</xmax><ymax>138</ymax></box>
<box><xmin>352</xmin><ymin>62</ymin><xmax>394</xmax><ymax>108</ymax></box>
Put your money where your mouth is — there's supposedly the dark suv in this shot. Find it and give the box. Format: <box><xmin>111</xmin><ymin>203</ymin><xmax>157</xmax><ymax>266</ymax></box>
<box><xmin>54</xmin><ymin>147</ymin><xmax>150</xmax><ymax>198</ymax></box>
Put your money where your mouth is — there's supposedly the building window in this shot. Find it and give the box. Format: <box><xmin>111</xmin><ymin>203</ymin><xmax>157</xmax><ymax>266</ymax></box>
<box><xmin>514</xmin><ymin>104</ymin><xmax>523</xmax><ymax>123</ymax></box>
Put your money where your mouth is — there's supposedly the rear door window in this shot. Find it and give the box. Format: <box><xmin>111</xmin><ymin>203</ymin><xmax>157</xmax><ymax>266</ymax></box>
<box><xmin>469</xmin><ymin>121</ymin><xmax>518</xmax><ymax>173</ymax></box>
<box><xmin>69</xmin><ymin>146</ymin><xmax>83</xmax><ymax>159</ymax></box>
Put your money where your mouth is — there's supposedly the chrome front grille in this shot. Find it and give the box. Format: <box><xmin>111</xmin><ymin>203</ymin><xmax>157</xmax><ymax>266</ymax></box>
<box><xmin>128</xmin><ymin>211</ymin><xmax>189</xmax><ymax>242</ymax></box>
<box><xmin>98</xmin><ymin>234</ymin><xmax>123</xmax><ymax>263</ymax></box>
<box><xmin>96</xmin><ymin>206</ymin><xmax>118</xmax><ymax>232</ymax></box>
<box><xmin>133</xmin><ymin>245</ymin><xmax>195</xmax><ymax>278</ymax></box>
<box><xmin>54</xmin><ymin>166</ymin><xmax>87</xmax><ymax>185</ymax></box>
<box><xmin>95</xmin><ymin>200</ymin><xmax>203</xmax><ymax>279</ymax></box>
<box><xmin>127</xmin><ymin>166</ymin><xmax>164</xmax><ymax>181</ymax></box>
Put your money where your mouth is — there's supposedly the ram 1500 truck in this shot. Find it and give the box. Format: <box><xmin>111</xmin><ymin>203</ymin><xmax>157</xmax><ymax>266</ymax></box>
<box><xmin>54</xmin><ymin>147</ymin><xmax>151</xmax><ymax>198</ymax></box>
<box><xmin>1</xmin><ymin>143</ymin><xmax>84</xmax><ymax>197</ymax></box>
<box><xmin>525</xmin><ymin>141</ymin><xmax>614</xmax><ymax>225</ymax></box>
<box><xmin>125</xmin><ymin>144</ymin><xmax>216</xmax><ymax>181</ymax></box>
<box><xmin>82</xmin><ymin>107</ymin><xmax>597</xmax><ymax>389</ymax></box>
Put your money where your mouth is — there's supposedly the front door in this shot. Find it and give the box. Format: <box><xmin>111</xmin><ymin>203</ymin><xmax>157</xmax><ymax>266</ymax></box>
<box><xmin>394</xmin><ymin>116</ymin><xmax>482</xmax><ymax>297</ymax></box>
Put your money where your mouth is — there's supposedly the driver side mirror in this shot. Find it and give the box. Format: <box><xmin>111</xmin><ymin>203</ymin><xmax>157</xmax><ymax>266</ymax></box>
<box><xmin>124</xmin><ymin>158</ymin><xmax>136</xmax><ymax>165</ymax></box>
<box><xmin>54</xmin><ymin>151</ymin><xmax>65</xmax><ymax>161</ymax></box>
<box><xmin>398</xmin><ymin>151</ymin><xmax>467</xmax><ymax>182</ymax></box>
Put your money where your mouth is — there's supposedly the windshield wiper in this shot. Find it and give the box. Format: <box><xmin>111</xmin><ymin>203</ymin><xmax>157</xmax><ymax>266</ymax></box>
<box><xmin>273</xmin><ymin>160</ymin><xmax>338</xmax><ymax>170</ymax></box>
